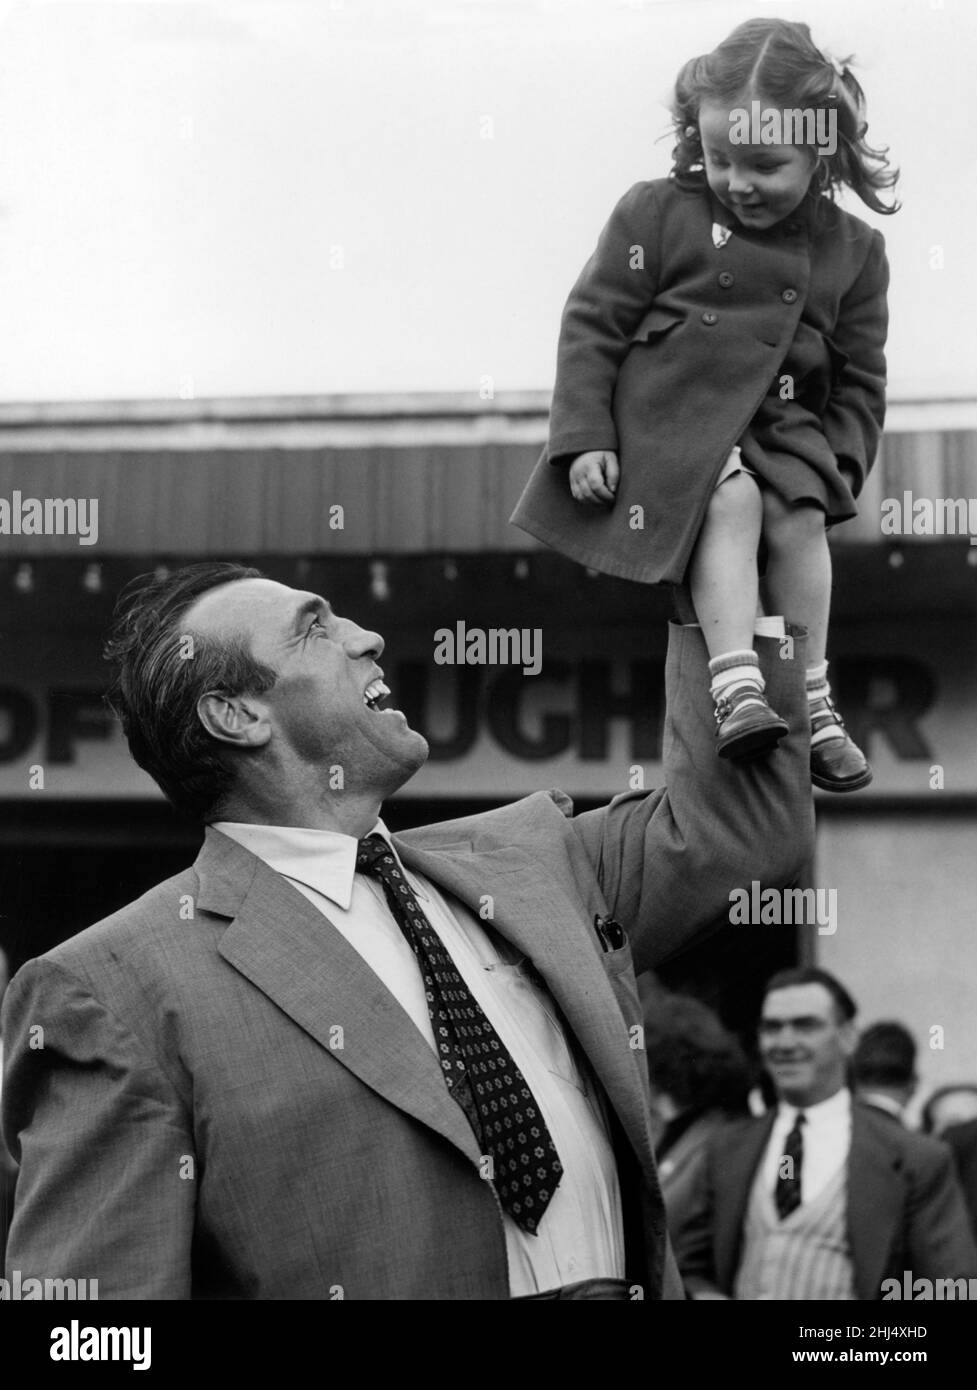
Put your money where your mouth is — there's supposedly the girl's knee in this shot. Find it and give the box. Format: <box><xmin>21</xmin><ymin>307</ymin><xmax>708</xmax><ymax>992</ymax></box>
<box><xmin>707</xmin><ymin>470</ymin><xmax>761</xmax><ymax>529</ymax></box>
<box><xmin>763</xmin><ymin>497</ymin><xmax>825</xmax><ymax>550</ymax></box>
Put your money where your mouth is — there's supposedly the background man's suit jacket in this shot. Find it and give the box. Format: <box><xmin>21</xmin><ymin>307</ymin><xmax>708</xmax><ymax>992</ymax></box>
<box><xmin>3</xmin><ymin>624</ymin><xmax>812</xmax><ymax>1300</ymax></box>
<box><xmin>655</xmin><ymin>1111</ymin><xmax>742</xmax><ymax>1242</ymax></box>
<box><xmin>944</xmin><ymin>1119</ymin><xmax>977</xmax><ymax>1246</ymax></box>
<box><xmin>673</xmin><ymin>1101</ymin><xmax>977</xmax><ymax>1300</ymax></box>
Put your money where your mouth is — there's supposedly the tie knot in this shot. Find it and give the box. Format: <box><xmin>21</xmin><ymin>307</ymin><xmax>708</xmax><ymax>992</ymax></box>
<box><xmin>793</xmin><ymin>1111</ymin><xmax>807</xmax><ymax>1128</ymax></box>
<box><xmin>356</xmin><ymin>833</ymin><xmax>397</xmax><ymax>878</ymax></box>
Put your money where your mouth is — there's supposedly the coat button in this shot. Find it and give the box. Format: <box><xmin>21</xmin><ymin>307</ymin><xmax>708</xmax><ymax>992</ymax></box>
<box><xmin>781</xmin><ymin>288</ymin><xmax>798</xmax><ymax>304</ymax></box>
<box><xmin>701</xmin><ymin>311</ymin><xmax>719</xmax><ymax>325</ymax></box>
<box><xmin>718</xmin><ymin>271</ymin><xmax>734</xmax><ymax>288</ymax></box>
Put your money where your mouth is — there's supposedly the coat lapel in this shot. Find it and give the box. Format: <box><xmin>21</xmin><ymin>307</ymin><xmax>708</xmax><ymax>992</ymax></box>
<box><xmin>393</xmin><ymin>833</ymin><xmax>658</xmax><ymax>1178</ymax></box>
<box><xmin>847</xmin><ymin>1106</ymin><xmax>904</xmax><ymax>1300</ymax></box>
<box><xmin>195</xmin><ymin>811</ymin><xmax>658</xmax><ymax>1183</ymax></box>
<box><xmin>196</xmin><ymin>829</ymin><xmax>482</xmax><ymax>1166</ymax></box>
<box><xmin>714</xmin><ymin>1113</ymin><xmax>777</xmax><ymax>1290</ymax></box>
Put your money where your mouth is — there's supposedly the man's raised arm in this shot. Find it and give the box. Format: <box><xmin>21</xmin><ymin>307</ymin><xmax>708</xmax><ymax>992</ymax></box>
<box><xmin>572</xmin><ymin>620</ymin><xmax>813</xmax><ymax>974</ymax></box>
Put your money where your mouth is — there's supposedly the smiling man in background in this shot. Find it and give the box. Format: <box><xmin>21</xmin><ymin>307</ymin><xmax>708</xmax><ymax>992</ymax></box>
<box><xmin>674</xmin><ymin>966</ymin><xmax>977</xmax><ymax>1299</ymax></box>
<box><xmin>3</xmin><ymin>561</ymin><xmax>812</xmax><ymax>1300</ymax></box>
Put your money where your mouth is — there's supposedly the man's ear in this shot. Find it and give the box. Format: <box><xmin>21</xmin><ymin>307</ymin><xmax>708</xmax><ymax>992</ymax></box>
<box><xmin>197</xmin><ymin>691</ymin><xmax>271</xmax><ymax>749</ymax></box>
<box><xmin>838</xmin><ymin>1020</ymin><xmax>858</xmax><ymax>1059</ymax></box>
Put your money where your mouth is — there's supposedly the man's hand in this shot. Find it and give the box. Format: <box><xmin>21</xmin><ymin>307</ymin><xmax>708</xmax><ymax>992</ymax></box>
<box><xmin>569</xmin><ymin>450</ymin><xmax>619</xmax><ymax>504</ymax></box>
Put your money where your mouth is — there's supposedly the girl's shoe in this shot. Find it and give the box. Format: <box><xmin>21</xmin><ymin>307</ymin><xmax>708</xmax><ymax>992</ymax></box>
<box><xmin>810</xmin><ymin>695</ymin><xmax>873</xmax><ymax>792</ymax></box>
<box><xmin>714</xmin><ymin>686</ymin><xmax>789</xmax><ymax>761</ymax></box>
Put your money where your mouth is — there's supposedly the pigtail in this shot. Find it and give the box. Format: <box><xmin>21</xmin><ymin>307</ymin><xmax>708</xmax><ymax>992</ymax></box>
<box><xmin>669</xmin><ymin>56</ymin><xmax>709</xmax><ymax>188</ymax></box>
<box><xmin>821</xmin><ymin>58</ymin><xmax>900</xmax><ymax>215</ymax></box>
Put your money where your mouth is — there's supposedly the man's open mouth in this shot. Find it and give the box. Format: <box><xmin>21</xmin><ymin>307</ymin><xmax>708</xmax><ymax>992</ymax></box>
<box><xmin>363</xmin><ymin>678</ymin><xmax>391</xmax><ymax>712</ymax></box>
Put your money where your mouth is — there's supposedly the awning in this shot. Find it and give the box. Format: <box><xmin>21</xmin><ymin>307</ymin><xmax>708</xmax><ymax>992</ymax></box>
<box><xmin>1</xmin><ymin>392</ymin><xmax>976</xmax><ymax>555</ymax></box>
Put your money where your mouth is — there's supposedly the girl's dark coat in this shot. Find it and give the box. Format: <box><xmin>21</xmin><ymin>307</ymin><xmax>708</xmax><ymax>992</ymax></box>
<box><xmin>511</xmin><ymin>178</ymin><xmax>889</xmax><ymax>585</ymax></box>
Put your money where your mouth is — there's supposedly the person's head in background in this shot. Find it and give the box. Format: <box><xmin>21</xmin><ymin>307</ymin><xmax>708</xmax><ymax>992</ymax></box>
<box><xmin>643</xmin><ymin>990</ymin><xmax>753</xmax><ymax>1128</ymax></box>
<box><xmin>758</xmin><ymin>966</ymin><xmax>857</xmax><ymax>1109</ymax></box>
<box><xmin>851</xmin><ymin>1021</ymin><xmax>917</xmax><ymax>1120</ymax></box>
<box><xmin>921</xmin><ymin>1084</ymin><xmax>977</xmax><ymax>1137</ymax></box>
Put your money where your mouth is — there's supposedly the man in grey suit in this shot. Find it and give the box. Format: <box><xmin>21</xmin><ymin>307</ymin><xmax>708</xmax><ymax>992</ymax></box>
<box><xmin>3</xmin><ymin>562</ymin><xmax>812</xmax><ymax>1300</ymax></box>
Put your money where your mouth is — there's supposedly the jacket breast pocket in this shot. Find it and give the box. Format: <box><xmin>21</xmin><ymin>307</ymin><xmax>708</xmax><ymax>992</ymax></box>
<box><xmin>630</xmin><ymin>307</ymin><xmax>684</xmax><ymax>344</ymax></box>
<box><xmin>599</xmin><ymin>936</ymin><xmax>643</xmax><ymax>1032</ymax></box>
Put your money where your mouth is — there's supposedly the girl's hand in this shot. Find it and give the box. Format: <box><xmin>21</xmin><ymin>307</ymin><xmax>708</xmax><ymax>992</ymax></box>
<box><xmin>569</xmin><ymin>450</ymin><xmax>619</xmax><ymax>504</ymax></box>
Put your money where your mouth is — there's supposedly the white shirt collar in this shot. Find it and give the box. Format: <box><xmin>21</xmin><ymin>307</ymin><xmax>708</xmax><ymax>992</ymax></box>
<box><xmin>211</xmin><ymin>818</ymin><xmax>397</xmax><ymax>912</ymax></box>
<box><xmin>776</xmin><ymin>1085</ymin><xmax>851</xmax><ymax>1128</ymax></box>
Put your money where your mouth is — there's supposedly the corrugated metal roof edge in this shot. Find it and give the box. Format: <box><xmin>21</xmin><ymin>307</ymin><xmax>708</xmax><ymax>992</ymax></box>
<box><xmin>1</xmin><ymin>391</ymin><xmax>976</xmax><ymax>436</ymax></box>
<box><xmin>0</xmin><ymin>392</ymin><xmax>550</xmax><ymax>428</ymax></box>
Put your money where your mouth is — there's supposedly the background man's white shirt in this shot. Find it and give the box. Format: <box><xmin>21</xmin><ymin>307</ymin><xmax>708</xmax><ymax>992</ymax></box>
<box><xmin>758</xmin><ymin>1087</ymin><xmax>852</xmax><ymax>1205</ymax></box>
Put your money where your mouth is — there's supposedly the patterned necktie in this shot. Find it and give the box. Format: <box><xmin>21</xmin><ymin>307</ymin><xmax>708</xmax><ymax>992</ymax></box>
<box><xmin>355</xmin><ymin>833</ymin><xmax>563</xmax><ymax>1233</ymax></box>
<box><xmin>774</xmin><ymin>1111</ymin><xmax>806</xmax><ymax>1219</ymax></box>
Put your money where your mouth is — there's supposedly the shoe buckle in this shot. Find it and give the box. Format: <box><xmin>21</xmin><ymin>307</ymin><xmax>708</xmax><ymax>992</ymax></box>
<box><xmin>715</xmin><ymin>687</ymin><xmax>767</xmax><ymax>728</ymax></box>
<box><xmin>813</xmin><ymin>694</ymin><xmax>845</xmax><ymax>731</ymax></box>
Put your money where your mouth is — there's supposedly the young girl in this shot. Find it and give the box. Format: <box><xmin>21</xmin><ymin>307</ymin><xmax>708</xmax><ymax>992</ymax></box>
<box><xmin>511</xmin><ymin>18</ymin><xmax>898</xmax><ymax>791</ymax></box>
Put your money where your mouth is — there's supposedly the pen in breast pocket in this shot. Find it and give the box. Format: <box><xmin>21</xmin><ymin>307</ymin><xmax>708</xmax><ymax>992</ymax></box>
<box><xmin>593</xmin><ymin>914</ymin><xmax>627</xmax><ymax>952</ymax></box>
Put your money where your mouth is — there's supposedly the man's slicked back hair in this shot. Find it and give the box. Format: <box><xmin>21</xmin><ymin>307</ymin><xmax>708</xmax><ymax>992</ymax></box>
<box><xmin>103</xmin><ymin>562</ymin><xmax>277</xmax><ymax>821</ymax></box>
<box><xmin>763</xmin><ymin>965</ymin><xmax>858</xmax><ymax>1025</ymax></box>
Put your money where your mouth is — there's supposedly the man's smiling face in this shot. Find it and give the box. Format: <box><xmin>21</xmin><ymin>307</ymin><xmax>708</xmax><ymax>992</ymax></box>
<box><xmin>758</xmin><ymin>983</ymin><xmax>856</xmax><ymax>1107</ymax></box>
<box><xmin>698</xmin><ymin>98</ymin><xmax>818</xmax><ymax>231</ymax></box>
<box><xmin>186</xmin><ymin>577</ymin><xmax>429</xmax><ymax>798</ymax></box>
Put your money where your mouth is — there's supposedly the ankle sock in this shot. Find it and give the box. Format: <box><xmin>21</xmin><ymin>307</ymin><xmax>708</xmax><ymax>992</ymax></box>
<box><xmin>709</xmin><ymin>649</ymin><xmax>766</xmax><ymax>714</ymax></box>
<box><xmin>806</xmin><ymin>661</ymin><xmax>844</xmax><ymax>746</ymax></box>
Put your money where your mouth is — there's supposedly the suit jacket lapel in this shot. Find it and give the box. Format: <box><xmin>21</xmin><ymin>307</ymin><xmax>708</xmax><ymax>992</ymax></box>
<box><xmin>196</xmin><ymin>819</ymin><xmax>659</xmax><ymax>1181</ymax></box>
<box><xmin>848</xmin><ymin>1106</ymin><xmax>903</xmax><ymax>1300</ymax></box>
<box><xmin>393</xmin><ymin>835</ymin><xmax>658</xmax><ymax>1177</ymax></box>
<box><xmin>196</xmin><ymin>829</ymin><xmax>482</xmax><ymax>1166</ymax></box>
<box><xmin>716</xmin><ymin>1113</ymin><xmax>777</xmax><ymax>1290</ymax></box>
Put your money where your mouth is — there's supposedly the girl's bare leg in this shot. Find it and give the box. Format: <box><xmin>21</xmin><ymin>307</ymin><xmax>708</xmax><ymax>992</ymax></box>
<box><xmin>688</xmin><ymin>471</ymin><xmax>763</xmax><ymax>658</ymax></box>
<box><xmin>760</xmin><ymin>491</ymin><xmax>871</xmax><ymax>790</ymax></box>
<box><xmin>689</xmin><ymin>471</ymin><xmax>787</xmax><ymax>759</ymax></box>
<box><xmin>759</xmin><ymin>493</ymin><xmax>830</xmax><ymax>665</ymax></box>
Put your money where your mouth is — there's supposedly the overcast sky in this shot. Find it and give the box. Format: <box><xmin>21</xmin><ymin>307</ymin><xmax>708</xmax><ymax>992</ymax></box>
<box><xmin>0</xmin><ymin>0</ymin><xmax>972</xmax><ymax>403</ymax></box>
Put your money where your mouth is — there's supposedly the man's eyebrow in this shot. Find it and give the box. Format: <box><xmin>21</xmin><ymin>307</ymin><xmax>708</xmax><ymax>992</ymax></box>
<box><xmin>292</xmin><ymin>597</ymin><xmax>332</xmax><ymax>633</ymax></box>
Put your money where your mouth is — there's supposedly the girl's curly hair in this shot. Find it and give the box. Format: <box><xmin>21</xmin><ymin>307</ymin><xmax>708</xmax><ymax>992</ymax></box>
<box><xmin>670</xmin><ymin>17</ymin><xmax>899</xmax><ymax>215</ymax></box>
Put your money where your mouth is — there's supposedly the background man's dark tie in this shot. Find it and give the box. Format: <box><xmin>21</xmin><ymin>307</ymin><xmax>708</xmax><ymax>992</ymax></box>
<box><xmin>775</xmin><ymin>1111</ymin><xmax>806</xmax><ymax>1218</ymax></box>
<box><xmin>356</xmin><ymin>833</ymin><xmax>563</xmax><ymax>1234</ymax></box>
